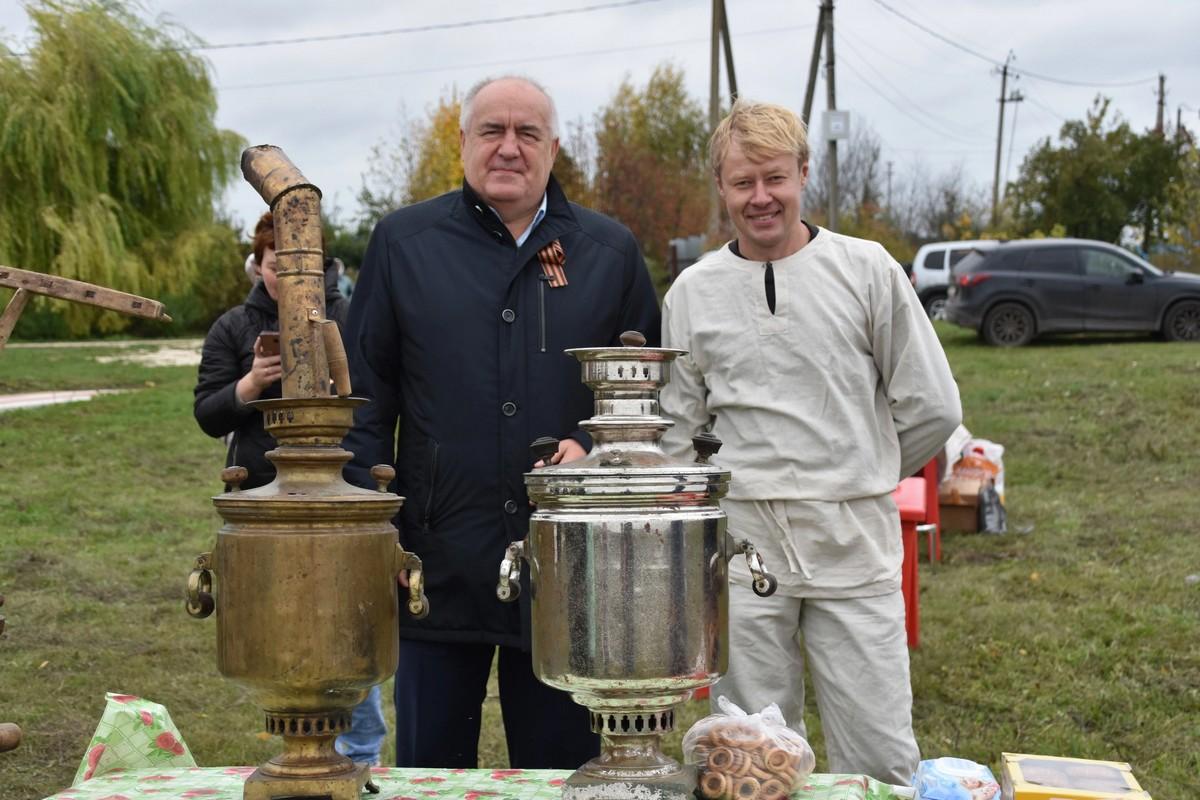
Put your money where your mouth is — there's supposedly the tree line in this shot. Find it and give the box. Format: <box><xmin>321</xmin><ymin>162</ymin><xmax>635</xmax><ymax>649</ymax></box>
<box><xmin>2</xmin><ymin>1</ymin><xmax>1196</xmax><ymax>338</ymax></box>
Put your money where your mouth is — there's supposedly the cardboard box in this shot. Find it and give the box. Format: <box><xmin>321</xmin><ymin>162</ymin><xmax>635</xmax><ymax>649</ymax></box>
<box><xmin>939</xmin><ymin>473</ymin><xmax>983</xmax><ymax>532</ymax></box>
<box><xmin>939</xmin><ymin>501</ymin><xmax>978</xmax><ymax>532</ymax></box>
<box><xmin>1000</xmin><ymin>753</ymin><xmax>1151</xmax><ymax>799</ymax></box>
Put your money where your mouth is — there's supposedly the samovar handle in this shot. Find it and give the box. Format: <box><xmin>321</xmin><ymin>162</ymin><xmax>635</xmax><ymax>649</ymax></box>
<box><xmin>725</xmin><ymin>535</ymin><xmax>779</xmax><ymax>598</ymax></box>
<box><xmin>371</xmin><ymin>466</ymin><xmax>431</xmax><ymax>619</ymax></box>
<box><xmin>221</xmin><ymin>466</ymin><xmax>248</xmax><ymax>491</ymax></box>
<box><xmin>394</xmin><ymin>545</ymin><xmax>430</xmax><ymax>619</ymax></box>
<box><xmin>692</xmin><ymin>432</ymin><xmax>722</xmax><ymax>464</ymax></box>
<box><xmin>496</xmin><ymin>541</ymin><xmax>526</xmax><ymax>602</ymax></box>
<box><xmin>185</xmin><ymin>552</ymin><xmax>215</xmax><ymax>618</ymax></box>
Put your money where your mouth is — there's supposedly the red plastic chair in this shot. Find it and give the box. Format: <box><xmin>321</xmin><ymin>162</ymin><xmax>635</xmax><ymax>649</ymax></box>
<box><xmin>893</xmin><ymin>477</ymin><xmax>924</xmax><ymax>649</ymax></box>
<box><xmin>892</xmin><ymin>458</ymin><xmax>941</xmax><ymax>649</ymax></box>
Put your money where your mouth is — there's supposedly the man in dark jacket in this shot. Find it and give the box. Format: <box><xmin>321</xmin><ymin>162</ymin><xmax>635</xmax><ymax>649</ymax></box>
<box><xmin>343</xmin><ymin>75</ymin><xmax>660</xmax><ymax>769</ymax></box>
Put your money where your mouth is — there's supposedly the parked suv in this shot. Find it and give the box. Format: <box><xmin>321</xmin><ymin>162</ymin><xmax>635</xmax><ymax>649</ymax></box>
<box><xmin>944</xmin><ymin>238</ymin><xmax>1200</xmax><ymax>346</ymax></box>
<box><xmin>911</xmin><ymin>239</ymin><xmax>1001</xmax><ymax>319</ymax></box>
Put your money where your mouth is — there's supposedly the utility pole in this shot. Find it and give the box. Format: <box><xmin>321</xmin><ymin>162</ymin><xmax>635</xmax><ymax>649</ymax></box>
<box><xmin>991</xmin><ymin>51</ymin><xmax>1016</xmax><ymax>228</ymax></box>
<box><xmin>801</xmin><ymin>3</ymin><xmax>826</xmax><ymax>126</ymax></box>
<box><xmin>886</xmin><ymin>160</ymin><xmax>894</xmax><ymax>214</ymax></box>
<box><xmin>707</xmin><ymin>0</ymin><xmax>722</xmax><ymax>240</ymax></box>
<box><xmin>719</xmin><ymin>0</ymin><xmax>737</xmax><ymax>103</ymax></box>
<box><xmin>823</xmin><ymin>0</ymin><xmax>838</xmax><ymax>232</ymax></box>
<box><xmin>1002</xmin><ymin>90</ymin><xmax>1024</xmax><ymax>201</ymax></box>
<box><xmin>1155</xmin><ymin>73</ymin><xmax>1165</xmax><ymax>135</ymax></box>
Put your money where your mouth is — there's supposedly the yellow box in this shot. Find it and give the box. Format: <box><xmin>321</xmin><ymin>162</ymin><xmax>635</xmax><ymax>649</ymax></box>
<box><xmin>1000</xmin><ymin>753</ymin><xmax>1151</xmax><ymax>799</ymax></box>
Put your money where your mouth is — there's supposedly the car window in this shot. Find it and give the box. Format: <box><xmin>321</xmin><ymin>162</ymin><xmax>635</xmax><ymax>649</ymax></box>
<box><xmin>991</xmin><ymin>250</ymin><xmax>1027</xmax><ymax>272</ymax></box>
<box><xmin>921</xmin><ymin>248</ymin><xmax>947</xmax><ymax>270</ymax></box>
<box><xmin>1081</xmin><ymin>248</ymin><xmax>1140</xmax><ymax>279</ymax></box>
<box><xmin>954</xmin><ymin>251</ymin><xmax>988</xmax><ymax>275</ymax></box>
<box><xmin>948</xmin><ymin>248</ymin><xmax>974</xmax><ymax>267</ymax></box>
<box><xmin>1025</xmin><ymin>248</ymin><xmax>1079</xmax><ymax>276</ymax></box>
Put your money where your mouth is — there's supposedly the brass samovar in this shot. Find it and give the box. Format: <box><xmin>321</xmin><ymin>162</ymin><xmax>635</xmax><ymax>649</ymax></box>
<box><xmin>186</xmin><ymin>147</ymin><xmax>428</xmax><ymax>800</ymax></box>
<box><xmin>496</xmin><ymin>332</ymin><xmax>776</xmax><ymax>800</ymax></box>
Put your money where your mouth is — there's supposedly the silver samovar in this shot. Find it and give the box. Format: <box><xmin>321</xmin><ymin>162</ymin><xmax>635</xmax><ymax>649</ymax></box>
<box><xmin>496</xmin><ymin>332</ymin><xmax>776</xmax><ymax>800</ymax></box>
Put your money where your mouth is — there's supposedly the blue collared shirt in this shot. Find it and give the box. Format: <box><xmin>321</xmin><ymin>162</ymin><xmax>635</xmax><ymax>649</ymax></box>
<box><xmin>489</xmin><ymin>193</ymin><xmax>548</xmax><ymax>248</ymax></box>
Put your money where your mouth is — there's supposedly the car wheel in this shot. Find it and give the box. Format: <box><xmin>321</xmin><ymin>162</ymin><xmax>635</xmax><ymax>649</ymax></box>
<box><xmin>1163</xmin><ymin>300</ymin><xmax>1200</xmax><ymax>342</ymax></box>
<box><xmin>982</xmin><ymin>303</ymin><xmax>1035</xmax><ymax>347</ymax></box>
<box><xmin>924</xmin><ymin>292</ymin><xmax>948</xmax><ymax>321</ymax></box>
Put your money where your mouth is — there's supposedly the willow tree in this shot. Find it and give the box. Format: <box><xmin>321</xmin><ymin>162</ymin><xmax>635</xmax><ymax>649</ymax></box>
<box><xmin>0</xmin><ymin>1</ymin><xmax>245</xmax><ymax>335</ymax></box>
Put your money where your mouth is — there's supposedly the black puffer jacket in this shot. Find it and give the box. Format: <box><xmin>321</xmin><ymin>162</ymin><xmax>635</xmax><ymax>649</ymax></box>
<box><xmin>194</xmin><ymin>260</ymin><xmax>350</xmax><ymax>489</ymax></box>
<box><xmin>343</xmin><ymin>176</ymin><xmax>661</xmax><ymax>648</ymax></box>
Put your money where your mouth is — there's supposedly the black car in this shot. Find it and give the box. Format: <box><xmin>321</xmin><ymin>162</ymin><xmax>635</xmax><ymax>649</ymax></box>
<box><xmin>944</xmin><ymin>238</ymin><xmax>1200</xmax><ymax>346</ymax></box>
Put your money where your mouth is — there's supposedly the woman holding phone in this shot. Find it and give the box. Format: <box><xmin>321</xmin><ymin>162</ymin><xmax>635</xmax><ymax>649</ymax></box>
<box><xmin>193</xmin><ymin>211</ymin><xmax>349</xmax><ymax>490</ymax></box>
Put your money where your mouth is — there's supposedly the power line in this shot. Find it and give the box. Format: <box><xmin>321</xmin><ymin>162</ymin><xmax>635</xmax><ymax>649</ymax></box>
<box><xmin>183</xmin><ymin>0</ymin><xmax>669</xmax><ymax>52</ymax></box>
<box><xmin>868</xmin><ymin>0</ymin><xmax>1000</xmax><ymax>66</ymax></box>
<box><xmin>836</xmin><ymin>48</ymin><xmax>990</xmax><ymax>147</ymax></box>
<box><xmin>1003</xmin><ymin>95</ymin><xmax>1021</xmax><ymax>192</ymax></box>
<box><xmin>867</xmin><ymin>0</ymin><xmax>1157</xmax><ymax>89</ymax></box>
<box><xmin>1023</xmin><ymin>93</ymin><xmax>1068</xmax><ymax>122</ymax></box>
<box><xmin>836</xmin><ymin>30</ymin><xmax>989</xmax><ymax>142</ymax></box>
<box><xmin>1016</xmin><ymin>65</ymin><xmax>1156</xmax><ymax>89</ymax></box>
<box><xmin>221</xmin><ymin>23</ymin><xmax>813</xmax><ymax>92</ymax></box>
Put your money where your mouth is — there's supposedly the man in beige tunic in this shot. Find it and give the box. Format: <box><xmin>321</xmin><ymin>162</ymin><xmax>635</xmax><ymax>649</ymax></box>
<box><xmin>660</xmin><ymin>100</ymin><xmax>961</xmax><ymax>784</ymax></box>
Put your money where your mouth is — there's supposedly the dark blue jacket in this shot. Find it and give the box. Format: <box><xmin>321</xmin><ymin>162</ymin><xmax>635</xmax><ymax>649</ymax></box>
<box><xmin>343</xmin><ymin>176</ymin><xmax>661</xmax><ymax>647</ymax></box>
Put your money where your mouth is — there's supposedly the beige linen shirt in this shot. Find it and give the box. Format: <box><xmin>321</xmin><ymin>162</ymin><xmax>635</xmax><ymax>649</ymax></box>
<box><xmin>660</xmin><ymin>227</ymin><xmax>962</xmax><ymax>597</ymax></box>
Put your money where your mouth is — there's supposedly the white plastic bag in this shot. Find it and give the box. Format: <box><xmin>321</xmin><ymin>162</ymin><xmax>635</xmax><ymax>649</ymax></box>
<box><xmin>683</xmin><ymin>697</ymin><xmax>815</xmax><ymax>800</ymax></box>
<box><xmin>963</xmin><ymin>438</ymin><xmax>1005</xmax><ymax>500</ymax></box>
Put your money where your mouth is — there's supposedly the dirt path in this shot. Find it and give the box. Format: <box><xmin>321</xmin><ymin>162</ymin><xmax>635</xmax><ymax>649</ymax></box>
<box><xmin>1</xmin><ymin>339</ymin><xmax>202</xmax><ymax>412</ymax></box>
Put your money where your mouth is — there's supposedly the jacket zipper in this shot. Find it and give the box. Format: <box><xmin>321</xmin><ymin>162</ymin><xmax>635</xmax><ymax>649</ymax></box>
<box><xmin>538</xmin><ymin>274</ymin><xmax>551</xmax><ymax>353</ymax></box>
<box><xmin>422</xmin><ymin>440</ymin><xmax>439</xmax><ymax>530</ymax></box>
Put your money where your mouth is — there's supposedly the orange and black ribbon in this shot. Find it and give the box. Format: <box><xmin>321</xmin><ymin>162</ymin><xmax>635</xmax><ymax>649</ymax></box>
<box><xmin>536</xmin><ymin>239</ymin><xmax>567</xmax><ymax>287</ymax></box>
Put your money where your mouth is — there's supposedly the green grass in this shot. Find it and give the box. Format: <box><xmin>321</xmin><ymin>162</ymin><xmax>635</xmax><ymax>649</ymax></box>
<box><xmin>1</xmin><ymin>328</ymin><xmax>1199</xmax><ymax>799</ymax></box>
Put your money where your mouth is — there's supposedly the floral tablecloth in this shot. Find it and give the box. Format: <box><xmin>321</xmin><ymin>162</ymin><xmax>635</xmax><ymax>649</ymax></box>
<box><xmin>46</xmin><ymin>694</ymin><xmax>896</xmax><ymax>800</ymax></box>
<box><xmin>44</xmin><ymin>767</ymin><xmax>897</xmax><ymax>800</ymax></box>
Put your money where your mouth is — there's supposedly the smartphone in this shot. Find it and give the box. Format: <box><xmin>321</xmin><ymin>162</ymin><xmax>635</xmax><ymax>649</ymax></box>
<box><xmin>259</xmin><ymin>331</ymin><xmax>280</xmax><ymax>357</ymax></box>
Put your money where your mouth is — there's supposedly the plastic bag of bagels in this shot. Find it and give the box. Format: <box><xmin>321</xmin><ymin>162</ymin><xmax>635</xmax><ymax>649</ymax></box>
<box><xmin>683</xmin><ymin>696</ymin><xmax>816</xmax><ymax>800</ymax></box>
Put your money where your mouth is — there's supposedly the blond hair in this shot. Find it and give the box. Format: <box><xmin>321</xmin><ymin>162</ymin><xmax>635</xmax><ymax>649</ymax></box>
<box><xmin>709</xmin><ymin>100</ymin><xmax>809</xmax><ymax>177</ymax></box>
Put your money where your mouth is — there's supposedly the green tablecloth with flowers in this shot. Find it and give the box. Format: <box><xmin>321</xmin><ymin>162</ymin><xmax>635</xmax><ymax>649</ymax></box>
<box><xmin>41</xmin><ymin>693</ymin><xmax>896</xmax><ymax>800</ymax></box>
<box><xmin>44</xmin><ymin>768</ymin><xmax>896</xmax><ymax>800</ymax></box>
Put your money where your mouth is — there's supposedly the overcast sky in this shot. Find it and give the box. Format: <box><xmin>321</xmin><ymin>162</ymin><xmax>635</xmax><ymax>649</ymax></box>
<box><xmin>2</xmin><ymin>0</ymin><xmax>1197</xmax><ymax>235</ymax></box>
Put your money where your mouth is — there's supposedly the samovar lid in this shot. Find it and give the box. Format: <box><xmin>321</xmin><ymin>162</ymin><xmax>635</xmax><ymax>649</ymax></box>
<box><xmin>525</xmin><ymin>331</ymin><xmax>728</xmax><ymax>507</ymax></box>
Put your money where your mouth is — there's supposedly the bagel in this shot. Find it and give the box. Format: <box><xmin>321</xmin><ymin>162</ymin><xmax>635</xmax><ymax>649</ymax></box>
<box><xmin>699</xmin><ymin>770</ymin><xmax>729</xmax><ymax>799</ymax></box>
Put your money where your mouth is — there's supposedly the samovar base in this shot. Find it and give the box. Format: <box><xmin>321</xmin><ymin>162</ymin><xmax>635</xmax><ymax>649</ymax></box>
<box><xmin>243</xmin><ymin>726</ymin><xmax>379</xmax><ymax>800</ymax></box>
<box><xmin>563</xmin><ymin>763</ymin><xmax>698</xmax><ymax>800</ymax></box>
<box><xmin>563</xmin><ymin>728</ymin><xmax>698</xmax><ymax>800</ymax></box>
<box><xmin>244</xmin><ymin>761</ymin><xmax>376</xmax><ymax>800</ymax></box>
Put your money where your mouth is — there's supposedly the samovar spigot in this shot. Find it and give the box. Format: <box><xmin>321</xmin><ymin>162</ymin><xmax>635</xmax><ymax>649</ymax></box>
<box><xmin>692</xmin><ymin>433</ymin><xmax>777</xmax><ymax>597</ymax></box>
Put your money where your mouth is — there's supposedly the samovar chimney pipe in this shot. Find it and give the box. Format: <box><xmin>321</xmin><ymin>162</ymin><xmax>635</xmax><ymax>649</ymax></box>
<box><xmin>240</xmin><ymin>145</ymin><xmax>344</xmax><ymax>399</ymax></box>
